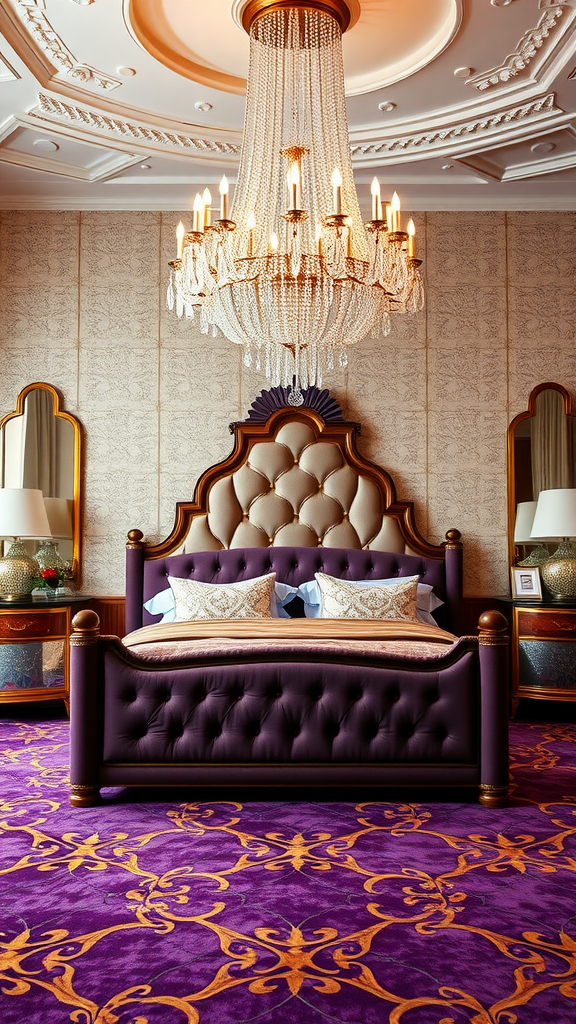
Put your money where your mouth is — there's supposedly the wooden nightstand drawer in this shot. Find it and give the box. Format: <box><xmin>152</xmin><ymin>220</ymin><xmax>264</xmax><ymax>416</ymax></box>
<box><xmin>516</xmin><ymin>608</ymin><xmax>576</xmax><ymax>639</ymax></box>
<box><xmin>0</xmin><ymin>610</ymin><xmax>68</xmax><ymax>639</ymax></box>
<box><xmin>511</xmin><ymin>602</ymin><xmax>576</xmax><ymax>712</ymax></box>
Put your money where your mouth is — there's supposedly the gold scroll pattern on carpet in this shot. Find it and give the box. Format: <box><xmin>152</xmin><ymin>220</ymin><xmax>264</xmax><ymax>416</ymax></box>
<box><xmin>0</xmin><ymin>720</ymin><xmax>576</xmax><ymax>1023</ymax></box>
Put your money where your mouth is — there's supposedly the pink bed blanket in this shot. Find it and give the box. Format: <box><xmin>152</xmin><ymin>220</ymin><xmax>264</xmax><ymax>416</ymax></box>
<box><xmin>122</xmin><ymin>617</ymin><xmax>460</xmax><ymax>664</ymax></box>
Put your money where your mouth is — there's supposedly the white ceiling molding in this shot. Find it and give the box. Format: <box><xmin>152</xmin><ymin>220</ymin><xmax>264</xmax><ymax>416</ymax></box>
<box><xmin>34</xmin><ymin>93</ymin><xmax>242</xmax><ymax>157</ymax></box>
<box><xmin>459</xmin><ymin>125</ymin><xmax>576</xmax><ymax>180</ymax></box>
<box><xmin>0</xmin><ymin>0</ymin><xmax>574</xmax><ymax>209</ymax></box>
<box><xmin>466</xmin><ymin>3</ymin><xmax>566</xmax><ymax>90</ymax></box>
<box><xmin>0</xmin><ymin>115</ymin><xmax>142</xmax><ymax>179</ymax></box>
<box><xmin>0</xmin><ymin>50</ymin><xmax>19</xmax><ymax>83</ymax></box>
<box><xmin>32</xmin><ymin>90</ymin><xmax>569</xmax><ymax>169</ymax></box>
<box><xmin>350</xmin><ymin>94</ymin><xmax>569</xmax><ymax>162</ymax></box>
<box><xmin>12</xmin><ymin>0</ymin><xmax>121</xmax><ymax>90</ymax></box>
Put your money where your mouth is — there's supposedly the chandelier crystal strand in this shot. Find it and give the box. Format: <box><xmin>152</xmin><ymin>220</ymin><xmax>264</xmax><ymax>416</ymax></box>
<box><xmin>167</xmin><ymin>1</ymin><xmax>424</xmax><ymax>401</ymax></box>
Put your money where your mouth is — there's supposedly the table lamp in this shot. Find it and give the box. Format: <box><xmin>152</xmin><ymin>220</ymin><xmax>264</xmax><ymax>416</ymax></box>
<box><xmin>513</xmin><ymin>500</ymin><xmax>551</xmax><ymax>565</ymax></box>
<box><xmin>35</xmin><ymin>497</ymin><xmax>73</xmax><ymax>573</ymax></box>
<box><xmin>0</xmin><ymin>488</ymin><xmax>52</xmax><ymax>600</ymax></box>
<box><xmin>530</xmin><ymin>488</ymin><xmax>576</xmax><ymax>599</ymax></box>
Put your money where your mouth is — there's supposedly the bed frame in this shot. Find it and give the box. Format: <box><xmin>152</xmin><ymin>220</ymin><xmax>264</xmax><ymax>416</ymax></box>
<box><xmin>69</xmin><ymin>389</ymin><xmax>509</xmax><ymax>808</ymax></box>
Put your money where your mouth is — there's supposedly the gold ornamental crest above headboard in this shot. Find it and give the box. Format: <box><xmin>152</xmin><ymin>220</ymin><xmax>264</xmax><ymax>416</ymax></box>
<box><xmin>147</xmin><ymin>398</ymin><xmax>444</xmax><ymax>561</ymax></box>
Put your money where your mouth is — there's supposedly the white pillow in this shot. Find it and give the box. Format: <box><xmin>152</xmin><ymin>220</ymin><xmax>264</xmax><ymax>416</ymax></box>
<box><xmin>313</xmin><ymin>572</ymin><xmax>419</xmax><ymax>621</ymax></box>
<box><xmin>299</xmin><ymin>575</ymin><xmax>443</xmax><ymax>624</ymax></box>
<box><xmin>144</xmin><ymin>578</ymin><xmax>298</xmax><ymax>623</ymax></box>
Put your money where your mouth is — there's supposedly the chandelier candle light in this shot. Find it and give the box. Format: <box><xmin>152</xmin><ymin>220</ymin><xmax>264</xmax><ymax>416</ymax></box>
<box><xmin>167</xmin><ymin>0</ymin><xmax>424</xmax><ymax>405</ymax></box>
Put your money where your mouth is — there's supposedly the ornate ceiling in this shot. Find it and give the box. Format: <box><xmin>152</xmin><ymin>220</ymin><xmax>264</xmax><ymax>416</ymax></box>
<box><xmin>0</xmin><ymin>0</ymin><xmax>575</xmax><ymax>210</ymax></box>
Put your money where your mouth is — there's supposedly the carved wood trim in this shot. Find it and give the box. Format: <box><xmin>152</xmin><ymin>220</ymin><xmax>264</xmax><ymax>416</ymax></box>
<box><xmin>135</xmin><ymin>406</ymin><xmax>446</xmax><ymax>561</ymax></box>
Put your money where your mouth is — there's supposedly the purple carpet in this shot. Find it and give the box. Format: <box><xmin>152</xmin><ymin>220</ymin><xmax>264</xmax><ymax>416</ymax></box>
<box><xmin>1</xmin><ymin>712</ymin><xmax>576</xmax><ymax>1024</ymax></box>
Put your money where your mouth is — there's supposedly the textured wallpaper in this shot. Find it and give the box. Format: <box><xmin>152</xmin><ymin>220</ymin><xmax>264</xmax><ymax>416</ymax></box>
<box><xmin>1</xmin><ymin>210</ymin><xmax>575</xmax><ymax>597</ymax></box>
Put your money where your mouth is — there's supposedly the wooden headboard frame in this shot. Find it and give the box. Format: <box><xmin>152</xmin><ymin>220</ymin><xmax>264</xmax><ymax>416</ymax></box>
<box><xmin>127</xmin><ymin>404</ymin><xmax>460</xmax><ymax>562</ymax></box>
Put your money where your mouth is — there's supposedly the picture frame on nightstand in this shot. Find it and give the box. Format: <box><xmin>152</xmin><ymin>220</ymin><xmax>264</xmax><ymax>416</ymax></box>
<box><xmin>511</xmin><ymin>566</ymin><xmax>542</xmax><ymax>601</ymax></box>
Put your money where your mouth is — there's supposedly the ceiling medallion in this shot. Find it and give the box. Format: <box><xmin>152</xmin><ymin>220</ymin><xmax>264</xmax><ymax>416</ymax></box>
<box><xmin>167</xmin><ymin>2</ymin><xmax>423</xmax><ymax>404</ymax></box>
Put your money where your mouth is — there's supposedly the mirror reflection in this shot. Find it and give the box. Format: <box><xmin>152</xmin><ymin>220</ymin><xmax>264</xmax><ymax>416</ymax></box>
<box><xmin>0</xmin><ymin>384</ymin><xmax>82</xmax><ymax>580</ymax></box>
<box><xmin>508</xmin><ymin>383</ymin><xmax>576</xmax><ymax>565</ymax></box>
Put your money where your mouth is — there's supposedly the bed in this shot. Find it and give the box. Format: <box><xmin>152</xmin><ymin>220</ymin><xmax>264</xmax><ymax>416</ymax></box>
<box><xmin>69</xmin><ymin>388</ymin><xmax>509</xmax><ymax>808</ymax></box>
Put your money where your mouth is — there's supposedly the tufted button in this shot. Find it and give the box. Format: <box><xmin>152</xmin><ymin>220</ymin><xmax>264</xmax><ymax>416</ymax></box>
<box><xmin>251</xmin><ymin>724</ymin><xmax>261</xmax><ymax>737</ymax></box>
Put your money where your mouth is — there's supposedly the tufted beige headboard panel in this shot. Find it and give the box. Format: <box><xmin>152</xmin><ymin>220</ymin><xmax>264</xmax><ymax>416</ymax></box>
<box><xmin>183</xmin><ymin>419</ymin><xmax>407</xmax><ymax>552</ymax></box>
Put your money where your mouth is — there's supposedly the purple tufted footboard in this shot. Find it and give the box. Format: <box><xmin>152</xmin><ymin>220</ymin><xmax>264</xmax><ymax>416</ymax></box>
<box><xmin>69</xmin><ymin>547</ymin><xmax>509</xmax><ymax>808</ymax></box>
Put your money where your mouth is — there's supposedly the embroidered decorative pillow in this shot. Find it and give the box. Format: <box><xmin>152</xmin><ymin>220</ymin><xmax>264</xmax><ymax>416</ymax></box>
<box><xmin>314</xmin><ymin>571</ymin><xmax>419</xmax><ymax>621</ymax></box>
<box><xmin>144</xmin><ymin>579</ymin><xmax>297</xmax><ymax>623</ymax></box>
<box><xmin>298</xmin><ymin>575</ymin><xmax>442</xmax><ymax>624</ymax></box>
<box><xmin>167</xmin><ymin>572</ymin><xmax>276</xmax><ymax>621</ymax></box>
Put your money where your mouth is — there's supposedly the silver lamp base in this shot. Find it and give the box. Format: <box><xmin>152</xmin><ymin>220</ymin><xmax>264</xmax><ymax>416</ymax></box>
<box><xmin>517</xmin><ymin>544</ymin><xmax>551</xmax><ymax>567</ymax></box>
<box><xmin>540</xmin><ymin>540</ymin><xmax>576</xmax><ymax>600</ymax></box>
<box><xmin>0</xmin><ymin>540</ymin><xmax>40</xmax><ymax>600</ymax></box>
<box><xmin>34</xmin><ymin>539</ymin><xmax>65</xmax><ymax>573</ymax></box>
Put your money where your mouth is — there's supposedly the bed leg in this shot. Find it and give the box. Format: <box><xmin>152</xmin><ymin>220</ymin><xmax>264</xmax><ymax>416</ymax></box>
<box><xmin>69</xmin><ymin>610</ymin><xmax>102</xmax><ymax>809</ymax></box>
<box><xmin>70</xmin><ymin>785</ymin><xmax>101</xmax><ymax>808</ymax></box>
<box><xmin>478</xmin><ymin>609</ymin><xmax>510</xmax><ymax>807</ymax></box>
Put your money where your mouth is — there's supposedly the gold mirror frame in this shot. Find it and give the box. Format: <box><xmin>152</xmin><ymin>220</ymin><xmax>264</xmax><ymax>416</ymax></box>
<box><xmin>0</xmin><ymin>383</ymin><xmax>83</xmax><ymax>584</ymax></box>
<box><xmin>507</xmin><ymin>382</ymin><xmax>575</xmax><ymax>566</ymax></box>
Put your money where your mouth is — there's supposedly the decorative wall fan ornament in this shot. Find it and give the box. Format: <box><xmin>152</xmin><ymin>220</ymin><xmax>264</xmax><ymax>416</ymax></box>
<box><xmin>245</xmin><ymin>385</ymin><xmax>345</xmax><ymax>423</ymax></box>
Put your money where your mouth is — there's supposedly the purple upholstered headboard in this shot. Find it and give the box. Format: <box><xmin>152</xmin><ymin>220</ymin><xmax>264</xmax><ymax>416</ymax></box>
<box><xmin>125</xmin><ymin>544</ymin><xmax>462</xmax><ymax>635</ymax></box>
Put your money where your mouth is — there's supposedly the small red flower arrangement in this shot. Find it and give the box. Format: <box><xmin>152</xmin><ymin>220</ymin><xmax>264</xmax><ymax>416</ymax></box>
<box><xmin>33</xmin><ymin>567</ymin><xmax>65</xmax><ymax>590</ymax></box>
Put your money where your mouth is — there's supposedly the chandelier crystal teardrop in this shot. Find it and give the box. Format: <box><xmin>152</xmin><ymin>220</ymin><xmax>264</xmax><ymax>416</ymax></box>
<box><xmin>167</xmin><ymin>0</ymin><xmax>424</xmax><ymax>405</ymax></box>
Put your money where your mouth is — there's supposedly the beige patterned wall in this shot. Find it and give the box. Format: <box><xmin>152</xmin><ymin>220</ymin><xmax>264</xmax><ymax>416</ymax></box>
<box><xmin>1</xmin><ymin>210</ymin><xmax>575</xmax><ymax>597</ymax></box>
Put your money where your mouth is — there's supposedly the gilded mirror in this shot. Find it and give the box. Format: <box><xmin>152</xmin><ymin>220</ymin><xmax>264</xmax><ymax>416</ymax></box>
<box><xmin>507</xmin><ymin>382</ymin><xmax>576</xmax><ymax>566</ymax></box>
<box><xmin>0</xmin><ymin>383</ymin><xmax>83</xmax><ymax>582</ymax></box>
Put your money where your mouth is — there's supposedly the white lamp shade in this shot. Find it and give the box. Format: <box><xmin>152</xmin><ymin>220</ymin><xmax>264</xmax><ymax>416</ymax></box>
<box><xmin>43</xmin><ymin>496</ymin><xmax>73</xmax><ymax>539</ymax></box>
<box><xmin>530</xmin><ymin>488</ymin><xmax>576</xmax><ymax>540</ymax></box>
<box><xmin>514</xmin><ymin>501</ymin><xmax>538</xmax><ymax>543</ymax></box>
<box><xmin>0</xmin><ymin>487</ymin><xmax>52</xmax><ymax>539</ymax></box>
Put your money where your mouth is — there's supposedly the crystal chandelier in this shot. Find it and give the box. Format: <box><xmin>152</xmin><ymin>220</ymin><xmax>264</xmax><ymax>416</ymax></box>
<box><xmin>167</xmin><ymin>0</ymin><xmax>424</xmax><ymax>405</ymax></box>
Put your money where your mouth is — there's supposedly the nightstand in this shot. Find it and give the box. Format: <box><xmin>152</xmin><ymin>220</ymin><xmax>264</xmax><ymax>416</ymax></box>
<box><xmin>0</xmin><ymin>594</ymin><xmax>92</xmax><ymax>710</ymax></box>
<box><xmin>511</xmin><ymin>599</ymin><xmax>576</xmax><ymax>714</ymax></box>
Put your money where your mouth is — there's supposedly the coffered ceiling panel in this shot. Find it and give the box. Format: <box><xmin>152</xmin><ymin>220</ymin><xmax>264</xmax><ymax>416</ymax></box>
<box><xmin>0</xmin><ymin>0</ymin><xmax>574</xmax><ymax>210</ymax></box>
